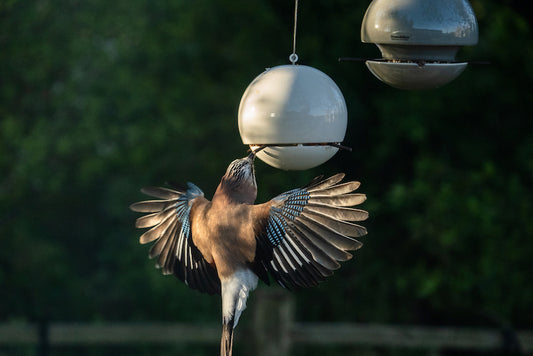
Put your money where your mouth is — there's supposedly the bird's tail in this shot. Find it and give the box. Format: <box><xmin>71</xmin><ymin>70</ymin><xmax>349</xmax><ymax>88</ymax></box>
<box><xmin>220</xmin><ymin>269</ymin><xmax>258</xmax><ymax>355</ymax></box>
<box><xmin>220</xmin><ymin>318</ymin><xmax>234</xmax><ymax>356</ymax></box>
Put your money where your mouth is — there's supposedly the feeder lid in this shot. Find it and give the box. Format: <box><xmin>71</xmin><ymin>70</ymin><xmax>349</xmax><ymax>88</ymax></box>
<box><xmin>238</xmin><ymin>65</ymin><xmax>347</xmax><ymax>145</ymax></box>
<box><xmin>361</xmin><ymin>0</ymin><xmax>478</xmax><ymax>47</ymax></box>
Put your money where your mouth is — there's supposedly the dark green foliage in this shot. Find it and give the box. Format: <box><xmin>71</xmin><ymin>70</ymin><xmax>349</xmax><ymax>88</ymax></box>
<box><xmin>1</xmin><ymin>0</ymin><xmax>531</xmax><ymax>354</ymax></box>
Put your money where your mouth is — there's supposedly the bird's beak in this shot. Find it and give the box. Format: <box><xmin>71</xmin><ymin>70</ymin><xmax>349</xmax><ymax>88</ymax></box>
<box><xmin>247</xmin><ymin>150</ymin><xmax>256</xmax><ymax>161</ymax></box>
<box><xmin>248</xmin><ymin>145</ymin><xmax>267</xmax><ymax>161</ymax></box>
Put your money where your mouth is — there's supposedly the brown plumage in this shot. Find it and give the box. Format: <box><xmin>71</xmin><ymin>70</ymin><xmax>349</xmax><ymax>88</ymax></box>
<box><xmin>130</xmin><ymin>151</ymin><xmax>368</xmax><ymax>356</ymax></box>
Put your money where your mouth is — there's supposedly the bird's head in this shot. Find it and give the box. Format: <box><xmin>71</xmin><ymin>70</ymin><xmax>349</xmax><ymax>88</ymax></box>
<box><xmin>224</xmin><ymin>151</ymin><xmax>257</xmax><ymax>188</ymax></box>
<box><xmin>216</xmin><ymin>151</ymin><xmax>258</xmax><ymax>204</ymax></box>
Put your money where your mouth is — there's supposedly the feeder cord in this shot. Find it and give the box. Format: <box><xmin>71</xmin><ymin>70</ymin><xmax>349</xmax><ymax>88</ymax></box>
<box><xmin>290</xmin><ymin>0</ymin><xmax>299</xmax><ymax>64</ymax></box>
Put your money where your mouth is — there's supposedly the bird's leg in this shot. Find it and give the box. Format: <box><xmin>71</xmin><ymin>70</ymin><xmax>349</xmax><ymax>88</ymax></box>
<box><xmin>221</xmin><ymin>317</ymin><xmax>235</xmax><ymax>356</ymax></box>
<box><xmin>220</xmin><ymin>269</ymin><xmax>259</xmax><ymax>356</ymax></box>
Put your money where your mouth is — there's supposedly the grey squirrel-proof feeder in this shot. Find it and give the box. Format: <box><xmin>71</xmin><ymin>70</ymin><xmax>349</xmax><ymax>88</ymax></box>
<box><xmin>361</xmin><ymin>0</ymin><xmax>479</xmax><ymax>90</ymax></box>
<box><xmin>238</xmin><ymin>65</ymin><xmax>348</xmax><ymax>170</ymax></box>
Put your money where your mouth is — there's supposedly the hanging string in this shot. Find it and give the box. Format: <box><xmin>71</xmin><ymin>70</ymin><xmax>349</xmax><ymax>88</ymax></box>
<box><xmin>289</xmin><ymin>0</ymin><xmax>299</xmax><ymax>64</ymax></box>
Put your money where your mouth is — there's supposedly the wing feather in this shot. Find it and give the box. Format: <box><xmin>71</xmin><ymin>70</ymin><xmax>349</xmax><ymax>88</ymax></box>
<box><xmin>280</xmin><ymin>240</ymin><xmax>319</xmax><ymax>288</ymax></box>
<box><xmin>157</xmin><ymin>220</ymin><xmax>180</xmax><ymax>274</ymax></box>
<box><xmin>253</xmin><ymin>174</ymin><xmax>368</xmax><ymax>290</ymax></box>
<box><xmin>288</xmin><ymin>224</ymin><xmax>341</xmax><ymax>270</ymax></box>
<box><xmin>310</xmin><ymin>193</ymin><xmax>367</xmax><ymax>207</ymax></box>
<box><xmin>149</xmin><ymin>218</ymin><xmax>178</xmax><ymax>259</ymax></box>
<box><xmin>285</xmin><ymin>230</ymin><xmax>333</xmax><ymax>278</ymax></box>
<box><xmin>284</xmin><ymin>232</ymin><xmax>329</xmax><ymax>282</ymax></box>
<box><xmin>292</xmin><ymin>220</ymin><xmax>353</xmax><ymax>261</ymax></box>
<box><xmin>139</xmin><ymin>213</ymin><xmax>175</xmax><ymax>244</ymax></box>
<box><xmin>309</xmin><ymin>181</ymin><xmax>361</xmax><ymax>197</ymax></box>
<box><xmin>131</xmin><ymin>183</ymin><xmax>221</xmax><ymax>295</ymax></box>
<box><xmin>130</xmin><ymin>200</ymin><xmax>173</xmax><ymax>213</ymax></box>
<box><xmin>140</xmin><ymin>186</ymin><xmax>184</xmax><ymax>199</ymax></box>
<box><xmin>306</xmin><ymin>173</ymin><xmax>345</xmax><ymax>191</ymax></box>
<box><xmin>135</xmin><ymin>208</ymin><xmax>176</xmax><ymax>229</ymax></box>
<box><xmin>297</xmin><ymin>214</ymin><xmax>363</xmax><ymax>251</ymax></box>
<box><xmin>306</xmin><ymin>202</ymin><xmax>368</xmax><ymax>221</ymax></box>
<box><xmin>301</xmin><ymin>210</ymin><xmax>368</xmax><ymax>238</ymax></box>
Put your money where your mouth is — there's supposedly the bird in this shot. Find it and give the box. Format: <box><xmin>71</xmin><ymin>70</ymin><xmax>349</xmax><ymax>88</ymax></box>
<box><xmin>130</xmin><ymin>149</ymin><xmax>368</xmax><ymax>356</ymax></box>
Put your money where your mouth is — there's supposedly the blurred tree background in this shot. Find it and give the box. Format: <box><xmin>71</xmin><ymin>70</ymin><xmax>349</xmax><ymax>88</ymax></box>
<box><xmin>1</xmin><ymin>0</ymin><xmax>532</xmax><ymax>355</ymax></box>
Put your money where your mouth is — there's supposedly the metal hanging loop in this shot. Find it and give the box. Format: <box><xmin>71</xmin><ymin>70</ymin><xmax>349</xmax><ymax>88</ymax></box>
<box><xmin>289</xmin><ymin>53</ymin><xmax>299</xmax><ymax>64</ymax></box>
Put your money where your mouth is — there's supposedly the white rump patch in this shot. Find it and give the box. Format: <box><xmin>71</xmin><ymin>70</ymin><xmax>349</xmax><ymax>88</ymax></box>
<box><xmin>221</xmin><ymin>269</ymin><xmax>258</xmax><ymax>328</ymax></box>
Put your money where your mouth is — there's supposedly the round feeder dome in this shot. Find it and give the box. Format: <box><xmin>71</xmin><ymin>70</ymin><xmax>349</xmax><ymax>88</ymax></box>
<box><xmin>361</xmin><ymin>0</ymin><xmax>478</xmax><ymax>89</ymax></box>
<box><xmin>238</xmin><ymin>65</ymin><xmax>347</xmax><ymax>170</ymax></box>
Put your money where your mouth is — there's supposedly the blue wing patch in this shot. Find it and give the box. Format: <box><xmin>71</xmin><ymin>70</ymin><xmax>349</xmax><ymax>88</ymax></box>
<box><xmin>265</xmin><ymin>188</ymin><xmax>310</xmax><ymax>247</ymax></box>
<box><xmin>173</xmin><ymin>182</ymin><xmax>203</xmax><ymax>239</ymax></box>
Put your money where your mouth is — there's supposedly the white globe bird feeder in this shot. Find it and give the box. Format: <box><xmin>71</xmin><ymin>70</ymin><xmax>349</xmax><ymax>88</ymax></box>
<box><xmin>238</xmin><ymin>64</ymin><xmax>348</xmax><ymax>170</ymax></box>
<box><xmin>360</xmin><ymin>0</ymin><xmax>479</xmax><ymax>90</ymax></box>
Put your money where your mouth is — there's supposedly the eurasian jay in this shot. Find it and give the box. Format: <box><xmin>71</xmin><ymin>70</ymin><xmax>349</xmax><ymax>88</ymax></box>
<box><xmin>130</xmin><ymin>150</ymin><xmax>368</xmax><ymax>356</ymax></box>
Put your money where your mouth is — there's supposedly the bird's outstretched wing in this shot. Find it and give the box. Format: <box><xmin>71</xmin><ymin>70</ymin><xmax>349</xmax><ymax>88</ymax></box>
<box><xmin>252</xmin><ymin>173</ymin><xmax>368</xmax><ymax>290</ymax></box>
<box><xmin>130</xmin><ymin>183</ymin><xmax>221</xmax><ymax>295</ymax></box>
